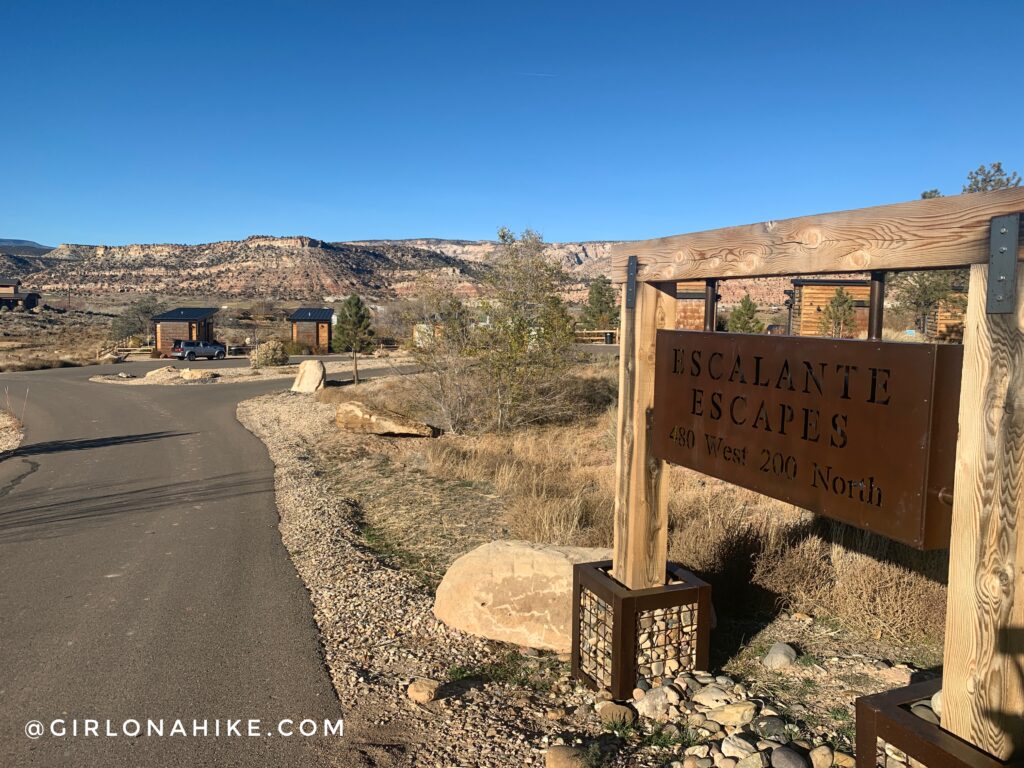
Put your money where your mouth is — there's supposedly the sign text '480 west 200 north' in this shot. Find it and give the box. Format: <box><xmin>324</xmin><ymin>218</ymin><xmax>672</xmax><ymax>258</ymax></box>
<box><xmin>651</xmin><ymin>331</ymin><xmax>963</xmax><ymax>549</ymax></box>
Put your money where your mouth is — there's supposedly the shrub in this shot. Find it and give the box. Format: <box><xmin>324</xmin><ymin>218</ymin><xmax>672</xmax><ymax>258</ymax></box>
<box><xmin>283</xmin><ymin>340</ymin><xmax>311</xmax><ymax>356</ymax></box>
<box><xmin>250</xmin><ymin>339</ymin><xmax>289</xmax><ymax>368</ymax></box>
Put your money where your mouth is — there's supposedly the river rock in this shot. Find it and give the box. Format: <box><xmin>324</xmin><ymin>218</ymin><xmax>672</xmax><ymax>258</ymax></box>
<box><xmin>762</xmin><ymin>643</ymin><xmax>798</xmax><ymax>670</ymax></box>
<box><xmin>809</xmin><ymin>745</ymin><xmax>833</xmax><ymax>768</ymax></box>
<box><xmin>770</xmin><ymin>747</ymin><xmax>808</xmax><ymax>768</ymax></box>
<box><xmin>290</xmin><ymin>359</ymin><xmax>326</xmax><ymax>393</ymax></box>
<box><xmin>634</xmin><ymin>685</ymin><xmax>681</xmax><ymax>720</ymax></box>
<box><xmin>598</xmin><ymin>702</ymin><xmax>636</xmax><ymax>726</ymax></box>
<box><xmin>736</xmin><ymin>753</ymin><xmax>769</xmax><ymax>768</ymax></box>
<box><xmin>407</xmin><ymin>678</ymin><xmax>440</xmax><ymax>703</ymax></box>
<box><xmin>335</xmin><ymin>400</ymin><xmax>434</xmax><ymax>437</ymax></box>
<box><xmin>433</xmin><ymin>540</ymin><xmax>610</xmax><ymax>652</ymax></box>
<box><xmin>707</xmin><ymin>700</ymin><xmax>758</xmax><ymax>726</ymax></box>
<box><xmin>692</xmin><ymin>685</ymin><xmax>732</xmax><ymax>708</ymax></box>
<box><xmin>721</xmin><ymin>734</ymin><xmax>758</xmax><ymax>759</ymax></box>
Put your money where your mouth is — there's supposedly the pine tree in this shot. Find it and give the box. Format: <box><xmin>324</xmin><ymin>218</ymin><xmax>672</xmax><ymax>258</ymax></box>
<box><xmin>727</xmin><ymin>294</ymin><xmax>764</xmax><ymax>334</ymax></box>
<box><xmin>580</xmin><ymin>275</ymin><xmax>619</xmax><ymax>329</ymax></box>
<box><xmin>820</xmin><ymin>288</ymin><xmax>856</xmax><ymax>338</ymax></box>
<box><xmin>892</xmin><ymin>163</ymin><xmax>1021</xmax><ymax>331</ymax></box>
<box><xmin>334</xmin><ymin>294</ymin><xmax>375</xmax><ymax>384</ymax></box>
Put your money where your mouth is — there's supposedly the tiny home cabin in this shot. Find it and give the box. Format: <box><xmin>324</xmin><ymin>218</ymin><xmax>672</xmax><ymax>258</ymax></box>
<box><xmin>288</xmin><ymin>307</ymin><xmax>333</xmax><ymax>353</ymax></box>
<box><xmin>0</xmin><ymin>279</ymin><xmax>40</xmax><ymax>310</ymax></box>
<box><xmin>925</xmin><ymin>294</ymin><xmax>966</xmax><ymax>343</ymax></box>
<box><xmin>788</xmin><ymin>278</ymin><xmax>871</xmax><ymax>338</ymax></box>
<box><xmin>152</xmin><ymin>307</ymin><xmax>219</xmax><ymax>356</ymax></box>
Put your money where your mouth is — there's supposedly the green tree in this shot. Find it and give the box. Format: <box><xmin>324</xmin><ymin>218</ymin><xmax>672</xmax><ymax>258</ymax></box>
<box><xmin>407</xmin><ymin>278</ymin><xmax>477</xmax><ymax>433</ymax></box>
<box><xmin>475</xmin><ymin>227</ymin><xmax>576</xmax><ymax>431</ymax></box>
<box><xmin>963</xmin><ymin>162</ymin><xmax>1022</xmax><ymax>193</ymax></box>
<box><xmin>892</xmin><ymin>163</ymin><xmax>1021</xmax><ymax>331</ymax></box>
<box><xmin>727</xmin><ymin>294</ymin><xmax>764</xmax><ymax>334</ymax></box>
<box><xmin>819</xmin><ymin>288</ymin><xmax>856</xmax><ymax>338</ymax></box>
<box><xmin>333</xmin><ymin>294</ymin><xmax>375</xmax><ymax>384</ymax></box>
<box><xmin>580</xmin><ymin>275</ymin><xmax>619</xmax><ymax>329</ymax></box>
<box><xmin>110</xmin><ymin>296</ymin><xmax>167</xmax><ymax>343</ymax></box>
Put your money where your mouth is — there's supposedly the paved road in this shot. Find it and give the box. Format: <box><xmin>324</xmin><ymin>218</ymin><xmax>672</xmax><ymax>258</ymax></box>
<box><xmin>0</xmin><ymin>359</ymin><xmax>366</xmax><ymax>767</ymax></box>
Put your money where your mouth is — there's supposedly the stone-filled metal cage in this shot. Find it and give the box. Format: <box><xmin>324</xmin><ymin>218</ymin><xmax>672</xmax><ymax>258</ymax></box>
<box><xmin>855</xmin><ymin>679</ymin><xmax>1024</xmax><ymax>768</ymax></box>
<box><xmin>571</xmin><ymin>560</ymin><xmax>711</xmax><ymax>701</ymax></box>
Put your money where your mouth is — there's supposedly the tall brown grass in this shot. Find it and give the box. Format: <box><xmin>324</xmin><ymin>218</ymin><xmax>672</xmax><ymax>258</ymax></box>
<box><xmin>334</xmin><ymin>364</ymin><xmax>948</xmax><ymax>649</ymax></box>
<box><xmin>417</xmin><ymin>405</ymin><xmax>948</xmax><ymax>648</ymax></box>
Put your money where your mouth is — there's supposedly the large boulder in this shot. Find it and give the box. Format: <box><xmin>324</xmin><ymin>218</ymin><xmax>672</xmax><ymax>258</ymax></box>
<box><xmin>291</xmin><ymin>359</ymin><xmax>326</xmax><ymax>393</ymax></box>
<box><xmin>335</xmin><ymin>401</ymin><xmax>434</xmax><ymax>437</ymax></box>
<box><xmin>433</xmin><ymin>540</ymin><xmax>610</xmax><ymax>652</ymax></box>
<box><xmin>145</xmin><ymin>365</ymin><xmax>180</xmax><ymax>381</ymax></box>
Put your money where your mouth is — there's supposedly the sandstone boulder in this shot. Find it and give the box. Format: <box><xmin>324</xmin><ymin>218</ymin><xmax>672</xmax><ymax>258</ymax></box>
<box><xmin>181</xmin><ymin>368</ymin><xmax>218</xmax><ymax>381</ymax></box>
<box><xmin>433</xmin><ymin>540</ymin><xmax>610</xmax><ymax>652</ymax></box>
<box><xmin>145</xmin><ymin>365</ymin><xmax>180</xmax><ymax>380</ymax></box>
<box><xmin>291</xmin><ymin>359</ymin><xmax>326</xmax><ymax>393</ymax></box>
<box><xmin>335</xmin><ymin>401</ymin><xmax>434</xmax><ymax>437</ymax></box>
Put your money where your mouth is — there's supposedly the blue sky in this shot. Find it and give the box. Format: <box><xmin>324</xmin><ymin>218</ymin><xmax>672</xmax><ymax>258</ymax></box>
<box><xmin>2</xmin><ymin>1</ymin><xmax>1022</xmax><ymax>246</ymax></box>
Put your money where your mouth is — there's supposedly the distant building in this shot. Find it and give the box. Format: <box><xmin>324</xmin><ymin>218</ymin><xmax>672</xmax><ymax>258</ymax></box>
<box><xmin>288</xmin><ymin>307</ymin><xmax>334</xmax><ymax>353</ymax></box>
<box><xmin>925</xmin><ymin>294</ymin><xmax>966</xmax><ymax>343</ymax></box>
<box><xmin>152</xmin><ymin>307</ymin><xmax>219</xmax><ymax>356</ymax></box>
<box><xmin>787</xmin><ymin>279</ymin><xmax>871</xmax><ymax>337</ymax></box>
<box><xmin>0</xmin><ymin>278</ymin><xmax>40</xmax><ymax>311</ymax></box>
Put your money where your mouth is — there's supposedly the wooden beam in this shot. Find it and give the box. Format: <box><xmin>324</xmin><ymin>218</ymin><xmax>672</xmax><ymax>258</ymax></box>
<box><xmin>609</xmin><ymin>188</ymin><xmax>1024</xmax><ymax>283</ymax></box>
<box><xmin>941</xmin><ymin>262</ymin><xmax>1024</xmax><ymax>761</ymax></box>
<box><xmin>613</xmin><ymin>280</ymin><xmax>677</xmax><ymax>590</ymax></box>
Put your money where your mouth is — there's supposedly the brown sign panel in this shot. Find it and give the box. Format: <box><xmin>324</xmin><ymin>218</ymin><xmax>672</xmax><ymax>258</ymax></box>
<box><xmin>652</xmin><ymin>331</ymin><xmax>962</xmax><ymax>549</ymax></box>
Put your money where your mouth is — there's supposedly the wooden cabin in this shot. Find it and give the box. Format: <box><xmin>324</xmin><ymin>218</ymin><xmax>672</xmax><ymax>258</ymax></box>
<box><xmin>675</xmin><ymin>281</ymin><xmax>706</xmax><ymax>330</ymax></box>
<box><xmin>0</xmin><ymin>278</ymin><xmax>40</xmax><ymax>310</ymax></box>
<box><xmin>152</xmin><ymin>307</ymin><xmax>219</xmax><ymax>356</ymax></box>
<box><xmin>788</xmin><ymin>278</ymin><xmax>871</xmax><ymax>337</ymax></box>
<box><xmin>926</xmin><ymin>295</ymin><xmax>966</xmax><ymax>343</ymax></box>
<box><xmin>288</xmin><ymin>307</ymin><xmax>333</xmax><ymax>352</ymax></box>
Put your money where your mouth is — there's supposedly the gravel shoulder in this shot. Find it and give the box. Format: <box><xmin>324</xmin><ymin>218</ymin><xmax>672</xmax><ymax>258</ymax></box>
<box><xmin>237</xmin><ymin>390</ymin><xmax>605</xmax><ymax>767</ymax></box>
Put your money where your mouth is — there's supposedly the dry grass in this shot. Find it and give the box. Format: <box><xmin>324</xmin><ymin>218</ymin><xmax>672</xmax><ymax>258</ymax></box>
<box><xmin>317</xmin><ymin>360</ymin><xmax>948</xmax><ymax>655</ymax></box>
<box><xmin>0</xmin><ymin>354</ymin><xmax>94</xmax><ymax>373</ymax></box>
<box><xmin>395</xmin><ymin>370</ymin><xmax>948</xmax><ymax>654</ymax></box>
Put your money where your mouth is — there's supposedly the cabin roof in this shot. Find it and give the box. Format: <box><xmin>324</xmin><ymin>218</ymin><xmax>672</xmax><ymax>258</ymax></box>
<box><xmin>0</xmin><ymin>278</ymin><xmax>21</xmax><ymax>287</ymax></box>
<box><xmin>288</xmin><ymin>307</ymin><xmax>334</xmax><ymax>322</ymax></box>
<box><xmin>152</xmin><ymin>307</ymin><xmax>220</xmax><ymax>322</ymax></box>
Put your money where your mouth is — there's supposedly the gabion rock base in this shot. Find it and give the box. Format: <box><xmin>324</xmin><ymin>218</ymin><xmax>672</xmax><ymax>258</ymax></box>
<box><xmin>571</xmin><ymin>560</ymin><xmax>711</xmax><ymax>701</ymax></box>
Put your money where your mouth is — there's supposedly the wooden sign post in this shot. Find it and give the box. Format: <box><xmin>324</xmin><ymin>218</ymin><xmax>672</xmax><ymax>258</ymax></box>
<box><xmin>607</xmin><ymin>188</ymin><xmax>1024</xmax><ymax>763</ymax></box>
<box><xmin>942</xmin><ymin>259</ymin><xmax>1024</xmax><ymax>761</ymax></box>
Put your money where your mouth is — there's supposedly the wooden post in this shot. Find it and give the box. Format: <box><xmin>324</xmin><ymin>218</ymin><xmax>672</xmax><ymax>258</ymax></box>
<box><xmin>941</xmin><ymin>261</ymin><xmax>1024</xmax><ymax>761</ymax></box>
<box><xmin>613</xmin><ymin>280</ymin><xmax>677</xmax><ymax>590</ymax></box>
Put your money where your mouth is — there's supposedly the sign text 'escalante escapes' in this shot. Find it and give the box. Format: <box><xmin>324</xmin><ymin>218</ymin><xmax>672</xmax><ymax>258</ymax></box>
<box><xmin>651</xmin><ymin>331</ymin><xmax>963</xmax><ymax>549</ymax></box>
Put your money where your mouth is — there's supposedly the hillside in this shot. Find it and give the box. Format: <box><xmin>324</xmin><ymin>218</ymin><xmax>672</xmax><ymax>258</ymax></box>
<box><xmin>4</xmin><ymin>234</ymin><xmax>811</xmax><ymax>307</ymax></box>
<box><xmin>27</xmin><ymin>236</ymin><xmax>479</xmax><ymax>300</ymax></box>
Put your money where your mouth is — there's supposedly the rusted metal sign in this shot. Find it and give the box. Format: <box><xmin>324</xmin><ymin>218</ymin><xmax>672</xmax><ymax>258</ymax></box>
<box><xmin>652</xmin><ymin>331</ymin><xmax>962</xmax><ymax>549</ymax></box>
